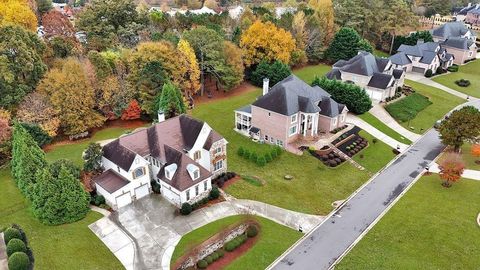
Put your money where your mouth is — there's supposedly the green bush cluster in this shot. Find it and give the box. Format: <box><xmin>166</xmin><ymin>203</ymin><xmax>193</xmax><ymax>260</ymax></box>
<box><xmin>312</xmin><ymin>76</ymin><xmax>372</xmax><ymax>114</ymax></box>
<box><xmin>455</xmin><ymin>79</ymin><xmax>471</xmax><ymax>87</ymax></box>
<box><xmin>246</xmin><ymin>225</ymin><xmax>258</xmax><ymax>237</ymax></box>
<box><xmin>447</xmin><ymin>65</ymin><xmax>459</xmax><ymax>72</ymax></box>
<box><xmin>4</xmin><ymin>228</ymin><xmax>22</xmax><ymax>244</ymax></box>
<box><xmin>4</xmin><ymin>225</ymin><xmax>32</xmax><ymax>270</ymax></box>
<box><xmin>425</xmin><ymin>69</ymin><xmax>433</xmax><ymax>78</ymax></box>
<box><xmin>180</xmin><ymin>187</ymin><xmax>221</xmax><ymax>215</ymax></box>
<box><xmin>8</xmin><ymin>252</ymin><xmax>30</xmax><ymax>270</ymax></box>
<box><xmin>237</xmin><ymin>146</ymin><xmax>282</xmax><ymax>166</ymax></box>
<box><xmin>180</xmin><ymin>203</ymin><xmax>192</xmax><ymax>215</ymax></box>
<box><xmin>385</xmin><ymin>93</ymin><xmax>432</xmax><ymax>122</ymax></box>
<box><xmin>6</xmin><ymin>239</ymin><xmax>27</xmax><ymax>257</ymax></box>
<box><xmin>250</xmin><ymin>60</ymin><xmax>292</xmax><ymax>87</ymax></box>
<box><xmin>197</xmin><ymin>259</ymin><xmax>208</xmax><ymax>269</ymax></box>
<box><xmin>197</xmin><ymin>250</ymin><xmax>224</xmax><ymax>268</ymax></box>
<box><xmin>224</xmin><ymin>234</ymin><xmax>248</xmax><ymax>252</ymax></box>
<box><xmin>90</xmin><ymin>194</ymin><xmax>106</xmax><ymax>207</ymax></box>
<box><xmin>151</xmin><ymin>180</ymin><xmax>161</xmax><ymax>193</ymax></box>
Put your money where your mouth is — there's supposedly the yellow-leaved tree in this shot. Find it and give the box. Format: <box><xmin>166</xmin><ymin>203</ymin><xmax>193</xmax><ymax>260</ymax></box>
<box><xmin>37</xmin><ymin>58</ymin><xmax>105</xmax><ymax>135</ymax></box>
<box><xmin>0</xmin><ymin>0</ymin><xmax>38</xmax><ymax>31</ymax></box>
<box><xmin>240</xmin><ymin>20</ymin><xmax>296</xmax><ymax>67</ymax></box>
<box><xmin>308</xmin><ymin>0</ymin><xmax>335</xmax><ymax>44</ymax></box>
<box><xmin>177</xmin><ymin>39</ymin><xmax>201</xmax><ymax>96</ymax></box>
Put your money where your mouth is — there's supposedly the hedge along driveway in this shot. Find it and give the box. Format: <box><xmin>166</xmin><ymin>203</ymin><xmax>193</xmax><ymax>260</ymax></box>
<box><xmin>433</xmin><ymin>60</ymin><xmax>480</xmax><ymax>98</ymax></box>
<box><xmin>387</xmin><ymin>80</ymin><xmax>464</xmax><ymax>134</ymax></box>
<box><xmin>190</xmin><ymin>87</ymin><xmax>373</xmax><ymax>215</ymax></box>
<box><xmin>171</xmin><ymin>215</ymin><xmax>302</xmax><ymax>270</ymax></box>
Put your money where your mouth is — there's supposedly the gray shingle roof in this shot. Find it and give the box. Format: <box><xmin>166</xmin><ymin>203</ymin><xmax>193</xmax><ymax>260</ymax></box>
<box><xmin>432</xmin><ymin>22</ymin><xmax>476</xmax><ymax>39</ymax></box>
<box><xmin>325</xmin><ymin>69</ymin><xmax>342</xmax><ymax>80</ymax></box>
<box><xmin>389</xmin><ymin>52</ymin><xmax>412</xmax><ymax>65</ymax></box>
<box><xmin>367</xmin><ymin>73</ymin><xmax>393</xmax><ymax>90</ymax></box>
<box><xmin>332</xmin><ymin>51</ymin><xmax>390</xmax><ymax>76</ymax></box>
<box><xmin>442</xmin><ymin>37</ymin><xmax>475</xmax><ymax>50</ymax></box>
<box><xmin>392</xmin><ymin>69</ymin><xmax>404</xmax><ymax>79</ymax></box>
<box><xmin>252</xmin><ymin>75</ymin><xmax>345</xmax><ymax>117</ymax></box>
<box><xmin>394</xmin><ymin>42</ymin><xmax>440</xmax><ymax>65</ymax></box>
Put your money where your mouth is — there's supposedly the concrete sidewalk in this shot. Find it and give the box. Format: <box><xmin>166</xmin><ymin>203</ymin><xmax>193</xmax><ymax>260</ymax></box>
<box><xmin>369</xmin><ymin>105</ymin><xmax>421</xmax><ymax>142</ymax></box>
<box><xmin>429</xmin><ymin>162</ymin><xmax>480</xmax><ymax>181</ymax></box>
<box><xmin>347</xmin><ymin>114</ymin><xmax>409</xmax><ymax>152</ymax></box>
<box><xmin>0</xmin><ymin>233</ymin><xmax>7</xmax><ymax>270</ymax></box>
<box><xmin>406</xmin><ymin>73</ymin><xmax>472</xmax><ymax>100</ymax></box>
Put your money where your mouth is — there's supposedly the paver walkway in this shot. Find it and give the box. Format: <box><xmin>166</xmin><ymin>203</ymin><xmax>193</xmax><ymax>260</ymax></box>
<box><xmin>0</xmin><ymin>233</ymin><xmax>7</xmax><ymax>270</ymax></box>
<box><xmin>347</xmin><ymin>114</ymin><xmax>410</xmax><ymax>152</ymax></box>
<box><xmin>91</xmin><ymin>195</ymin><xmax>323</xmax><ymax>270</ymax></box>
<box><xmin>369</xmin><ymin>105</ymin><xmax>421</xmax><ymax>142</ymax></box>
<box><xmin>406</xmin><ymin>73</ymin><xmax>473</xmax><ymax>100</ymax></box>
<box><xmin>429</xmin><ymin>162</ymin><xmax>480</xmax><ymax>181</ymax></box>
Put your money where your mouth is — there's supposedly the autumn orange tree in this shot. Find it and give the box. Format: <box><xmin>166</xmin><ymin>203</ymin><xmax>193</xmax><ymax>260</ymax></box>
<box><xmin>471</xmin><ymin>144</ymin><xmax>480</xmax><ymax>163</ymax></box>
<box><xmin>240</xmin><ymin>20</ymin><xmax>296</xmax><ymax>66</ymax></box>
<box><xmin>121</xmin><ymin>100</ymin><xmax>142</xmax><ymax>120</ymax></box>
<box><xmin>439</xmin><ymin>153</ymin><xmax>465</xmax><ymax>188</ymax></box>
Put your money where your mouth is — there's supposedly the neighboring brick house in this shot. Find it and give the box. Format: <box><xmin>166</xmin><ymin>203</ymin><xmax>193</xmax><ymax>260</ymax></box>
<box><xmin>390</xmin><ymin>41</ymin><xmax>454</xmax><ymax>74</ymax></box>
<box><xmin>94</xmin><ymin>114</ymin><xmax>227</xmax><ymax>209</ymax></box>
<box><xmin>431</xmin><ymin>22</ymin><xmax>478</xmax><ymax>64</ymax></box>
<box><xmin>326</xmin><ymin>51</ymin><xmax>405</xmax><ymax>103</ymax></box>
<box><xmin>466</xmin><ymin>5</ymin><xmax>480</xmax><ymax>26</ymax></box>
<box><xmin>234</xmin><ymin>75</ymin><xmax>347</xmax><ymax>150</ymax></box>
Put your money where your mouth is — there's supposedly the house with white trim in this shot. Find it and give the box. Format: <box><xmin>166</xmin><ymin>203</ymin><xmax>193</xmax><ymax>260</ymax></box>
<box><xmin>390</xmin><ymin>41</ymin><xmax>454</xmax><ymax>74</ymax></box>
<box><xmin>94</xmin><ymin>114</ymin><xmax>227</xmax><ymax>210</ymax></box>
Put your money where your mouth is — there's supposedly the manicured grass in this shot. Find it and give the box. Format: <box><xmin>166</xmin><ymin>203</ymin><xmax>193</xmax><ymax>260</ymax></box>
<box><xmin>45</xmin><ymin>126</ymin><xmax>141</xmax><ymax>166</ymax></box>
<box><xmin>373</xmin><ymin>49</ymin><xmax>390</xmax><ymax>58</ymax></box>
<box><xmin>389</xmin><ymin>80</ymin><xmax>464</xmax><ymax>134</ymax></box>
<box><xmin>433</xmin><ymin>60</ymin><xmax>480</xmax><ymax>98</ymax></box>
<box><xmin>438</xmin><ymin>143</ymin><xmax>480</xmax><ymax>170</ymax></box>
<box><xmin>352</xmin><ymin>130</ymin><xmax>396</xmax><ymax>173</ymax></box>
<box><xmin>385</xmin><ymin>93</ymin><xmax>432</xmax><ymax>122</ymax></box>
<box><xmin>293</xmin><ymin>63</ymin><xmax>331</xmax><ymax>84</ymax></box>
<box><xmin>0</xmin><ymin>166</ymin><xmax>123</xmax><ymax>270</ymax></box>
<box><xmin>358</xmin><ymin>112</ymin><xmax>412</xmax><ymax>144</ymax></box>
<box><xmin>171</xmin><ymin>215</ymin><xmax>302</xmax><ymax>270</ymax></box>
<box><xmin>337</xmin><ymin>175</ymin><xmax>480</xmax><ymax>269</ymax></box>
<box><xmin>191</xmin><ymin>88</ymin><xmax>372</xmax><ymax>215</ymax></box>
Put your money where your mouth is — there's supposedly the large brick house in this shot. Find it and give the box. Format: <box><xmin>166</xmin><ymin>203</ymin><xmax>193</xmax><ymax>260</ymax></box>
<box><xmin>390</xmin><ymin>41</ymin><xmax>454</xmax><ymax>73</ymax></box>
<box><xmin>234</xmin><ymin>75</ymin><xmax>347</xmax><ymax>150</ymax></box>
<box><xmin>94</xmin><ymin>114</ymin><xmax>227</xmax><ymax>209</ymax></box>
<box><xmin>326</xmin><ymin>51</ymin><xmax>405</xmax><ymax>103</ymax></box>
<box><xmin>431</xmin><ymin>22</ymin><xmax>477</xmax><ymax>64</ymax></box>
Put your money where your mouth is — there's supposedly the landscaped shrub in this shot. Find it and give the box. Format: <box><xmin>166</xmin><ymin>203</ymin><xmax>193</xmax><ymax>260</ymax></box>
<box><xmin>455</xmin><ymin>79</ymin><xmax>470</xmax><ymax>87</ymax></box>
<box><xmin>447</xmin><ymin>65</ymin><xmax>459</xmax><ymax>72</ymax></box>
<box><xmin>243</xmin><ymin>149</ymin><xmax>251</xmax><ymax>159</ymax></box>
<box><xmin>8</xmin><ymin>252</ymin><xmax>30</xmax><ymax>270</ymax></box>
<box><xmin>256</xmin><ymin>156</ymin><xmax>266</xmax><ymax>166</ymax></box>
<box><xmin>312</xmin><ymin>76</ymin><xmax>372</xmax><ymax>114</ymax></box>
<box><xmin>247</xmin><ymin>225</ymin><xmax>258</xmax><ymax>237</ymax></box>
<box><xmin>151</xmin><ymin>180</ymin><xmax>161</xmax><ymax>194</ymax></box>
<box><xmin>6</xmin><ymin>239</ymin><xmax>27</xmax><ymax>257</ymax></box>
<box><xmin>224</xmin><ymin>241</ymin><xmax>236</xmax><ymax>252</ymax></box>
<box><xmin>209</xmin><ymin>187</ymin><xmax>220</xmax><ymax>200</ymax></box>
<box><xmin>217</xmin><ymin>250</ymin><xmax>224</xmax><ymax>257</ymax></box>
<box><xmin>264</xmin><ymin>152</ymin><xmax>272</xmax><ymax>162</ymax></box>
<box><xmin>425</xmin><ymin>69</ymin><xmax>433</xmax><ymax>77</ymax></box>
<box><xmin>180</xmin><ymin>203</ymin><xmax>192</xmax><ymax>215</ymax></box>
<box><xmin>237</xmin><ymin>146</ymin><xmax>245</xmax><ymax>156</ymax></box>
<box><xmin>250</xmin><ymin>152</ymin><xmax>258</xmax><ymax>162</ymax></box>
<box><xmin>197</xmin><ymin>259</ymin><xmax>208</xmax><ymax>269</ymax></box>
<box><xmin>93</xmin><ymin>194</ymin><xmax>106</xmax><ymax>206</ymax></box>
<box><xmin>4</xmin><ymin>228</ymin><xmax>22</xmax><ymax>244</ymax></box>
<box><xmin>436</xmin><ymin>66</ymin><xmax>444</xmax><ymax>75</ymax></box>
<box><xmin>205</xmin><ymin>255</ymin><xmax>214</xmax><ymax>264</ymax></box>
<box><xmin>211</xmin><ymin>252</ymin><xmax>219</xmax><ymax>261</ymax></box>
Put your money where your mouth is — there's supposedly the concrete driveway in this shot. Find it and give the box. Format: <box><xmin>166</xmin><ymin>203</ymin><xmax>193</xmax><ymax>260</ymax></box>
<box><xmin>98</xmin><ymin>194</ymin><xmax>322</xmax><ymax>270</ymax></box>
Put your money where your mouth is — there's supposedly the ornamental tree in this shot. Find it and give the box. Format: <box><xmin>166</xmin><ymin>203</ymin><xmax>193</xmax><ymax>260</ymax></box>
<box><xmin>240</xmin><ymin>20</ymin><xmax>296</xmax><ymax>66</ymax></box>
<box><xmin>177</xmin><ymin>39</ymin><xmax>201</xmax><ymax>96</ymax></box>
<box><xmin>42</xmin><ymin>10</ymin><xmax>75</xmax><ymax>39</ymax></box>
<box><xmin>121</xmin><ymin>100</ymin><xmax>142</xmax><ymax>120</ymax></box>
<box><xmin>16</xmin><ymin>92</ymin><xmax>60</xmax><ymax>137</ymax></box>
<box><xmin>439</xmin><ymin>106</ymin><xmax>480</xmax><ymax>152</ymax></box>
<box><xmin>471</xmin><ymin>144</ymin><xmax>480</xmax><ymax>162</ymax></box>
<box><xmin>0</xmin><ymin>0</ymin><xmax>37</xmax><ymax>31</ymax></box>
<box><xmin>439</xmin><ymin>153</ymin><xmax>465</xmax><ymax>188</ymax></box>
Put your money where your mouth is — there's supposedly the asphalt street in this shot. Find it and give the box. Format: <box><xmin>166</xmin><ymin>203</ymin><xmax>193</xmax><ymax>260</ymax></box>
<box><xmin>271</xmin><ymin>100</ymin><xmax>480</xmax><ymax>270</ymax></box>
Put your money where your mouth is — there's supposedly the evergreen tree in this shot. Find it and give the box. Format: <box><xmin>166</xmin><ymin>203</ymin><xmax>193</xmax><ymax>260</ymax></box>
<box><xmin>138</xmin><ymin>61</ymin><xmax>167</xmax><ymax>115</ymax></box>
<box><xmin>32</xmin><ymin>166</ymin><xmax>90</xmax><ymax>225</ymax></box>
<box><xmin>83</xmin><ymin>143</ymin><xmax>103</xmax><ymax>173</ymax></box>
<box><xmin>251</xmin><ymin>61</ymin><xmax>292</xmax><ymax>87</ymax></box>
<box><xmin>325</xmin><ymin>27</ymin><xmax>362</xmax><ymax>62</ymax></box>
<box><xmin>37</xmin><ymin>0</ymin><xmax>53</xmax><ymax>13</ymax></box>
<box><xmin>157</xmin><ymin>82</ymin><xmax>186</xmax><ymax>119</ymax></box>
<box><xmin>11</xmin><ymin>123</ymin><xmax>47</xmax><ymax>199</ymax></box>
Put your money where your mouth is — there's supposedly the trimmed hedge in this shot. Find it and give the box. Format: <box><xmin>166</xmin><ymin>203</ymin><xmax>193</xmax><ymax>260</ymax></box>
<box><xmin>197</xmin><ymin>259</ymin><xmax>208</xmax><ymax>269</ymax></box>
<box><xmin>6</xmin><ymin>239</ymin><xmax>27</xmax><ymax>257</ymax></box>
<box><xmin>237</xmin><ymin>146</ymin><xmax>282</xmax><ymax>166</ymax></box>
<box><xmin>8</xmin><ymin>252</ymin><xmax>30</xmax><ymax>270</ymax></box>
<box><xmin>447</xmin><ymin>65</ymin><xmax>459</xmax><ymax>72</ymax></box>
<box><xmin>209</xmin><ymin>187</ymin><xmax>220</xmax><ymax>200</ymax></box>
<box><xmin>4</xmin><ymin>228</ymin><xmax>22</xmax><ymax>244</ymax></box>
<box><xmin>225</xmin><ymin>234</ymin><xmax>248</xmax><ymax>252</ymax></box>
<box><xmin>425</xmin><ymin>69</ymin><xmax>433</xmax><ymax>77</ymax></box>
<box><xmin>212</xmin><ymin>172</ymin><xmax>236</xmax><ymax>188</ymax></box>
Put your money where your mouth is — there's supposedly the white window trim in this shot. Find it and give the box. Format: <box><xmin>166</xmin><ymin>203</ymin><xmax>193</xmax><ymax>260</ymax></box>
<box><xmin>291</xmin><ymin>114</ymin><xmax>297</xmax><ymax>123</ymax></box>
<box><xmin>289</xmin><ymin>125</ymin><xmax>297</xmax><ymax>137</ymax></box>
<box><xmin>214</xmin><ymin>160</ymin><xmax>223</xmax><ymax>171</ymax></box>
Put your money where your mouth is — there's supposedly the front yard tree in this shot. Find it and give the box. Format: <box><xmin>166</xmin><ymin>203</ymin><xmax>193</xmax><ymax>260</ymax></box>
<box><xmin>240</xmin><ymin>20</ymin><xmax>296</xmax><ymax>66</ymax></box>
<box><xmin>471</xmin><ymin>144</ymin><xmax>480</xmax><ymax>163</ymax></box>
<box><xmin>0</xmin><ymin>25</ymin><xmax>46</xmax><ymax>109</ymax></box>
<box><xmin>83</xmin><ymin>143</ymin><xmax>103</xmax><ymax>173</ymax></box>
<box><xmin>37</xmin><ymin>58</ymin><xmax>105</xmax><ymax>136</ymax></box>
<box><xmin>11</xmin><ymin>123</ymin><xmax>47</xmax><ymax>199</ymax></box>
<box><xmin>383</xmin><ymin>0</ymin><xmax>418</xmax><ymax>54</ymax></box>
<box><xmin>439</xmin><ymin>106</ymin><xmax>480</xmax><ymax>152</ymax></box>
<box><xmin>158</xmin><ymin>82</ymin><xmax>186</xmax><ymax>119</ymax></box>
<box><xmin>32</xmin><ymin>166</ymin><xmax>90</xmax><ymax>225</ymax></box>
<box><xmin>439</xmin><ymin>153</ymin><xmax>465</xmax><ymax>188</ymax></box>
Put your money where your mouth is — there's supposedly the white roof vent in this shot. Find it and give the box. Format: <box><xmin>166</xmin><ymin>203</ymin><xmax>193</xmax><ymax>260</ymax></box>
<box><xmin>165</xmin><ymin>163</ymin><xmax>177</xmax><ymax>180</ymax></box>
<box><xmin>186</xmin><ymin>164</ymin><xmax>200</xmax><ymax>180</ymax></box>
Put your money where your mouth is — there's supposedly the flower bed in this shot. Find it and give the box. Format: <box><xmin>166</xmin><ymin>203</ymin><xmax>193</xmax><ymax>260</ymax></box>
<box><xmin>211</xmin><ymin>172</ymin><xmax>237</xmax><ymax>188</ymax></box>
<box><xmin>336</xmin><ymin>133</ymin><xmax>369</xmax><ymax>157</ymax></box>
<box><xmin>330</xmin><ymin>125</ymin><xmax>348</xmax><ymax>134</ymax></box>
<box><xmin>332</xmin><ymin>126</ymin><xmax>361</xmax><ymax>146</ymax></box>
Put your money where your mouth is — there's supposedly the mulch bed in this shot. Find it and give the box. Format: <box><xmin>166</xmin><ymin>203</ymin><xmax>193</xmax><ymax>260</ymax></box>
<box><xmin>220</xmin><ymin>175</ymin><xmax>242</xmax><ymax>190</ymax></box>
<box><xmin>331</xmin><ymin>126</ymin><xmax>361</xmax><ymax>146</ymax></box>
<box><xmin>204</xmin><ymin>234</ymin><xmax>260</xmax><ymax>270</ymax></box>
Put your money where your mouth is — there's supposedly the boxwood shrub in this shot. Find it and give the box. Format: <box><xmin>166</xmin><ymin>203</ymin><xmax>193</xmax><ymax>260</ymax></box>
<box><xmin>6</xmin><ymin>239</ymin><xmax>27</xmax><ymax>257</ymax></box>
<box><xmin>8</xmin><ymin>252</ymin><xmax>30</xmax><ymax>270</ymax></box>
<box><xmin>197</xmin><ymin>259</ymin><xmax>208</xmax><ymax>269</ymax></box>
<box><xmin>246</xmin><ymin>225</ymin><xmax>258</xmax><ymax>237</ymax></box>
<box><xmin>4</xmin><ymin>228</ymin><xmax>22</xmax><ymax>244</ymax></box>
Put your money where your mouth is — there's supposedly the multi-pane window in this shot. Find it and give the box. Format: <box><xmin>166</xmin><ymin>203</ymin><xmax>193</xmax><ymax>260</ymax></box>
<box><xmin>289</xmin><ymin>125</ymin><xmax>297</xmax><ymax>136</ymax></box>
<box><xmin>214</xmin><ymin>160</ymin><xmax>223</xmax><ymax>171</ymax></box>
<box><xmin>291</xmin><ymin>114</ymin><xmax>297</xmax><ymax>123</ymax></box>
<box><xmin>193</xmin><ymin>169</ymin><xmax>200</xmax><ymax>179</ymax></box>
<box><xmin>133</xmin><ymin>167</ymin><xmax>145</xmax><ymax>179</ymax></box>
<box><xmin>194</xmin><ymin>151</ymin><xmax>201</xmax><ymax>160</ymax></box>
<box><xmin>203</xmin><ymin>181</ymin><xmax>207</xmax><ymax>190</ymax></box>
<box><xmin>215</xmin><ymin>146</ymin><xmax>222</xmax><ymax>154</ymax></box>
<box><xmin>276</xmin><ymin>140</ymin><xmax>284</xmax><ymax>147</ymax></box>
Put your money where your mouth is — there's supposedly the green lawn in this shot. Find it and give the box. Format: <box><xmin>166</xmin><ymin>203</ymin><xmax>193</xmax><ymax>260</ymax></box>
<box><xmin>433</xmin><ymin>60</ymin><xmax>480</xmax><ymax>98</ymax></box>
<box><xmin>352</xmin><ymin>130</ymin><xmax>396</xmax><ymax>173</ymax></box>
<box><xmin>0</xmin><ymin>125</ymin><xmax>137</xmax><ymax>269</ymax></box>
<box><xmin>293</xmin><ymin>63</ymin><xmax>331</xmax><ymax>84</ymax></box>
<box><xmin>438</xmin><ymin>143</ymin><xmax>480</xmax><ymax>170</ymax></box>
<box><xmin>388</xmin><ymin>80</ymin><xmax>464</xmax><ymax>134</ymax></box>
<box><xmin>0</xmin><ymin>167</ymin><xmax>123</xmax><ymax>270</ymax></box>
<box><xmin>374</xmin><ymin>49</ymin><xmax>390</xmax><ymax>58</ymax></box>
<box><xmin>191</xmin><ymin>88</ymin><xmax>374</xmax><ymax>215</ymax></box>
<box><xmin>337</xmin><ymin>175</ymin><xmax>480</xmax><ymax>269</ymax></box>
<box><xmin>358</xmin><ymin>113</ymin><xmax>412</xmax><ymax>144</ymax></box>
<box><xmin>171</xmin><ymin>215</ymin><xmax>303</xmax><ymax>270</ymax></box>
<box><xmin>385</xmin><ymin>92</ymin><xmax>432</xmax><ymax>122</ymax></box>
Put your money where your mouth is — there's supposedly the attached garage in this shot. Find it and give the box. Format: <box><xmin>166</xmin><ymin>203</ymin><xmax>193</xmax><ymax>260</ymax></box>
<box><xmin>116</xmin><ymin>192</ymin><xmax>132</xmax><ymax>209</ymax></box>
<box><xmin>412</xmin><ymin>67</ymin><xmax>425</xmax><ymax>74</ymax></box>
<box><xmin>135</xmin><ymin>184</ymin><xmax>150</xmax><ymax>199</ymax></box>
<box><xmin>366</xmin><ymin>89</ymin><xmax>383</xmax><ymax>103</ymax></box>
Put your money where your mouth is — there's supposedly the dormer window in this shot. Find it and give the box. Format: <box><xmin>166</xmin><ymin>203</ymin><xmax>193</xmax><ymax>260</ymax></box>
<box><xmin>164</xmin><ymin>163</ymin><xmax>178</xmax><ymax>180</ymax></box>
<box><xmin>133</xmin><ymin>167</ymin><xmax>146</xmax><ymax>179</ymax></box>
<box><xmin>187</xmin><ymin>164</ymin><xmax>200</xmax><ymax>180</ymax></box>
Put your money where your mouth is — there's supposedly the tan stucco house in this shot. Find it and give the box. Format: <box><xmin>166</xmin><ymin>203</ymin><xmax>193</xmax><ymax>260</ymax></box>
<box><xmin>431</xmin><ymin>22</ymin><xmax>477</xmax><ymax>64</ymax></box>
<box><xmin>326</xmin><ymin>51</ymin><xmax>405</xmax><ymax>103</ymax></box>
<box><xmin>234</xmin><ymin>75</ymin><xmax>347</xmax><ymax>150</ymax></box>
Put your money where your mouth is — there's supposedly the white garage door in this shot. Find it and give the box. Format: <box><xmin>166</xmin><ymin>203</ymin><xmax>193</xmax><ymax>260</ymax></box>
<box><xmin>116</xmin><ymin>192</ymin><xmax>132</xmax><ymax>209</ymax></box>
<box><xmin>412</xmin><ymin>67</ymin><xmax>425</xmax><ymax>74</ymax></box>
<box><xmin>135</xmin><ymin>184</ymin><xmax>150</xmax><ymax>199</ymax></box>
<box><xmin>366</xmin><ymin>89</ymin><xmax>383</xmax><ymax>103</ymax></box>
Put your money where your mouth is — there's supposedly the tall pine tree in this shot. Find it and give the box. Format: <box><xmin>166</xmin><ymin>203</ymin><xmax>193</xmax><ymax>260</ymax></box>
<box><xmin>157</xmin><ymin>82</ymin><xmax>186</xmax><ymax>119</ymax></box>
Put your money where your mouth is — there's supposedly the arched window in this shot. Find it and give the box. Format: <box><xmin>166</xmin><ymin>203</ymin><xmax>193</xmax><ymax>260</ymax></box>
<box><xmin>133</xmin><ymin>167</ymin><xmax>145</xmax><ymax>179</ymax></box>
